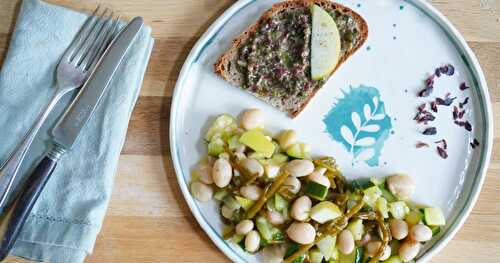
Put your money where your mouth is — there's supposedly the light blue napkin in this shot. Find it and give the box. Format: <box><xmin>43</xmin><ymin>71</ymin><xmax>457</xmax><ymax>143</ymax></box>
<box><xmin>0</xmin><ymin>0</ymin><xmax>154</xmax><ymax>262</ymax></box>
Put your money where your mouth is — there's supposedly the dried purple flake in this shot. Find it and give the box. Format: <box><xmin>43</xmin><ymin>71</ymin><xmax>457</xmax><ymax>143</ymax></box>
<box><xmin>418</xmin><ymin>86</ymin><xmax>433</xmax><ymax>97</ymax></box>
<box><xmin>423</xmin><ymin>127</ymin><xmax>437</xmax><ymax>135</ymax></box>
<box><xmin>425</xmin><ymin>76</ymin><xmax>435</xmax><ymax>86</ymax></box>
<box><xmin>459</xmin><ymin>97</ymin><xmax>469</xmax><ymax>108</ymax></box>
<box><xmin>437</xmin><ymin>146</ymin><xmax>448</xmax><ymax>159</ymax></box>
<box><xmin>454</xmin><ymin>120</ymin><xmax>465</xmax><ymax>126</ymax></box>
<box><xmin>452</xmin><ymin>106</ymin><xmax>459</xmax><ymax>120</ymax></box>
<box><xmin>436</xmin><ymin>96</ymin><xmax>456</xmax><ymax>106</ymax></box>
<box><xmin>439</xmin><ymin>65</ymin><xmax>448</xmax><ymax>74</ymax></box>
<box><xmin>416</xmin><ymin>141</ymin><xmax>429</xmax><ymax>148</ymax></box>
<box><xmin>459</xmin><ymin>82</ymin><xmax>470</xmax><ymax>91</ymax></box>
<box><xmin>435</xmin><ymin>139</ymin><xmax>448</xmax><ymax>150</ymax></box>
<box><xmin>470</xmin><ymin>142</ymin><xmax>476</xmax><ymax>149</ymax></box>
<box><xmin>473</xmin><ymin>138</ymin><xmax>480</xmax><ymax>146</ymax></box>
<box><xmin>417</xmin><ymin>103</ymin><xmax>426</xmax><ymax>112</ymax></box>
<box><xmin>417</xmin><ymin>113</ymin><xmax>436</xmax><ymax>124</ymax></box>
<box><xmin>464</xmin><ymin>121</ymin><xmax>472</xmax><ymax>131</ymax></box>
<box><xmin>446</xmin><ymin>64</ymin><xmax>455</xmax><ymax>75</ymax></box>
<box><xmin>430</xmin><ymin>101</ymin><xmax>438</xmax><ymax>112</ymax></box>
<box><xmin>434</xmin><ymin>68</ymin><xmax>441</xmax><ymax>77</ymax></box>
<box><xmin>458</xmin><ymin>110</ymin><xmax>466</xmax><ymax>119</ymax></box>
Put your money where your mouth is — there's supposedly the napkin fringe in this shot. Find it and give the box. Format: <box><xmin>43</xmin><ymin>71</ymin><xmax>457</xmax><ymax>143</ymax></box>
<box><xmin>29</xmin><ymin>213</ymin><xmax>92</xmax><ymax>226</ymax></box>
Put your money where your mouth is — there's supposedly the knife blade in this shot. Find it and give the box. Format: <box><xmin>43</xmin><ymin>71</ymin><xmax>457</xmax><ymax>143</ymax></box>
<box><xmin>0</xmin><ymin>17</ymin><xmax>144</xmax><ymax>260</ymax></box>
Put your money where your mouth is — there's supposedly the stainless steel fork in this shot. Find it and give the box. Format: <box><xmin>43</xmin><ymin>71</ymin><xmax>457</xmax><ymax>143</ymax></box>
<box><xmin>0</xmin><ymin>7</ymin><xmax>120</xmax><ymax>213</ymax></box>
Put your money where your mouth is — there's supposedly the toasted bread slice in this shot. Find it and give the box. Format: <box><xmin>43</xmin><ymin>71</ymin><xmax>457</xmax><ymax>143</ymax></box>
<box><xmin>214</xmin><ymin>0</ymin><xmax>368</xmax><ymax>117</ymax></box>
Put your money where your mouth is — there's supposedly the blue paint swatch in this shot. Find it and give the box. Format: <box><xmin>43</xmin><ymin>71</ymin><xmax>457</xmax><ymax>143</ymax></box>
<box><xmin>323</xmin><ymin>85</ymin><xmax>393</xmax><ymax>166</ymax></box>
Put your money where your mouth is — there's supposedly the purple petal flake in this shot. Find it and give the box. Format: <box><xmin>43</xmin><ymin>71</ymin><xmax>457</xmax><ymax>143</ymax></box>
<box><xmin>425</xmin><ymin>75</ymin><xmax>435</xmax><ymax>86</ymax></box>
<box><xmin>470</xmin><ymin>142</ymin><xmax>476</xmax><ymax>149</ymax></box>
<box><xmin>430</xmin><ymin>101</ymin><xmax>438</xmax><ymax>112</ymax></box>
<box><xmin>418</xmin><ymin>86</ymin><xmax>433</xmax><ymax>97</ymax></box>
<box><xmin>434</xmin><ymin>68</ymin><xmax>441</xmax><ymax>77</ymax></box>
<box><xmin>459</xmin><ymin>97</ymin><xmax>469</xmax><ymax>108</ymax></box>
<box><xmin>423</xmin><ymin>127</ymin><xmax>437</xmax><ymax>135</ymax></box>
<box><xmin>439</xmin><ymin>65</ymin><xmax>448</xmax><ymax>74</ymax></box>
<box><xmin>464</xmin><ymin>121</ymin><xmax>472</xmax><ymax>131</ymax></box>
<box><xmin>435</xmin><ymin>139</ymin><xmax>448</xmax><ymax>150</ymax></box>
<box><xmin>446</xmin><ymin>64</ymin><xmax>455</xmax><ymax>75</ymax></box>
<box><xmin>458</xmin><ymin>110</ymin><xmax>466</xmax><ymax>119</ymax></box>
<box><xmin>473</xmin><ymin>138</ymin><xmax>480</xmax><ymax>146</ymax></box>
<box><xmin>437</xmin><ymin>146</ymin><xmax>448</xmax><ymax>159</ymax></box>
<box><xmin>454</xmin><ymin>120</ymin><xmax>465</xmax><ymax>127</ymax></box>
<box><xmin>459</xmin><ymin>82</ymin><xmax>470</xmax><ymax>91</ymax></box>
<box><xmin>452</xmin><ymin>106</ymin><xmax>459</xmax><ymax>120</ymax></box>
<box><xmin>416</xmin><ymin>141</ymin><xmax>429</xmax><ymax>148</ymax></box>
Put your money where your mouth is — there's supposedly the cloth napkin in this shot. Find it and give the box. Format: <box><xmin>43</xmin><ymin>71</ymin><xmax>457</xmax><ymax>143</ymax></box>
<box><xmin>0</xmin><ymin>0</ymin><xmax>154</xmax><ymax>262</ymax></box>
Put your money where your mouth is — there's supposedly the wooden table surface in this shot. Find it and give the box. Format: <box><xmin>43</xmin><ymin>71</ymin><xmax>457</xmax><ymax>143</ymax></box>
<box><xmin>0</xmin><ymin>0</ymin><xmax>499</xmax><ymax>262</ymax></box>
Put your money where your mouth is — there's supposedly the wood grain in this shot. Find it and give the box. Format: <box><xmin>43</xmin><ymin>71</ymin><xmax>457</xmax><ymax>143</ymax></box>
<box><xmin>0</xmin><ymin>0</ymin><xmax>499</xmax><ymax>262</ymax></box>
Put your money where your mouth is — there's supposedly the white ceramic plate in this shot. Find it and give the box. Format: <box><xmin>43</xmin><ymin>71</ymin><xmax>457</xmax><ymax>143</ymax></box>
<box><xmin>170</xmin><ymin>0</ymin><xmax>493</xmax><ymax>262</ymax></box>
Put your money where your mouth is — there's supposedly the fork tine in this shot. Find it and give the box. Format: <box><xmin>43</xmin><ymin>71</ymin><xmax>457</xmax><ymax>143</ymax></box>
<box><xmin>79</xmin><ymin>13</ymin><xmax>115</xmax><ymax>70</ymax></box>
<box><xmin>86</xmin><ymin>17</ymin><xmax>121</xmax><ymax>71</ymax></box>
<box><xmin>62</xmin><ymin>6</ymin><xmax>101</xmax><ymax>61</ymax></box>
<box><xmin>71</xmin><ymin>8</ymin><xmax>111</xmax><ymax>65</ymax></box>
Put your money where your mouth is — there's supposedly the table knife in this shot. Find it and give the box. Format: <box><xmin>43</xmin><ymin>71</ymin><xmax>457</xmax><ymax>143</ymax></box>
<box><xmin>0</xmin><ymin>17</ymin><xmax>144</xmax><ymax>260</ymax></box>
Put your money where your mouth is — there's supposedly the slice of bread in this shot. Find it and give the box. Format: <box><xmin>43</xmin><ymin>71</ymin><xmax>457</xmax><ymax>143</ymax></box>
<box><xmin>214</xmin><ymin>0</ymin><xmax>368</xmax><ymax>117</ymax></box>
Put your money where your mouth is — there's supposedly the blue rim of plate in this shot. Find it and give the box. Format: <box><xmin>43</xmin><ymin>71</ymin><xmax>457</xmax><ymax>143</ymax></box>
<box><xmin>170</xmin><ymin>1</ymin><xmax>493</xmax><ymax>262</ymax></box>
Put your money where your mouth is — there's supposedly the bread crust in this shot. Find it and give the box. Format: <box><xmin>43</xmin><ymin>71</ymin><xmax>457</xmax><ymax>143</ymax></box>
<box><xmin>214</xmin><ymin>0</ymin><xmax>368</xmax><ymax>117</ymax></box>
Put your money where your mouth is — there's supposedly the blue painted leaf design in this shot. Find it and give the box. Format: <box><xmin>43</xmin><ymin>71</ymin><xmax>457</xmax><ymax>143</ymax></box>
<box><xmin>341</xmin><ymin>125</ymin><xmax>355</xmax><ymax>145</ymax></box>
<box><xmin>361</xmin><ymin>124</ymin><xmax>380</xmax><ymax>132</ymax></box>
<box><xmin>355</xmin><ymin>137</ymin><xmax>376</xmax><ymax>147</ymax></box>
<box><xmin>352</xmin><ymin>112</ymin><xmax>361</xmax><ymax>129</ymax></box>
<box><xmin>323</xmin><ymin>85</ymin><xmax>393</xmax><ymax>167</ymax></box>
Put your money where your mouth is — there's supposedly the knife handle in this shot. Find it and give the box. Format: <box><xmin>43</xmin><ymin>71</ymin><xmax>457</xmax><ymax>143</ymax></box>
<box><xmin>0</xmin><ymin>151</ymin><xmax>60</xmax><ymax>260</ymax></box>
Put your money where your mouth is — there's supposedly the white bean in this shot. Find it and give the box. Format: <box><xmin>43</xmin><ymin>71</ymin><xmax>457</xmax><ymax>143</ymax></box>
<box><xmin>245</xmin><ymin>230</ymin><xmax>261</xmax><ymax>252</ymax></box>
<box><xmin>236</xmin><ymin>219</ymin><xmax>254</xmax><ymax>235</ymax></box>
<box><xmin>264</xmin><ymin>164</ymin><xmax>280</xmax><ymax>179</ymax></box>
<box><xmin>380</xmin><ymin>245</ymin><xmax>392</xmax><ymax>261</ymax></box>
<box><xmin>286</xmin><ymin>222</ymin><xmax>316</xmax><ymax>245</ymax></box>
<box><xmin>338</xmin><ymin>229</ymin><xmax>355</xmax><ymax>255</ymax></box>
<box><xmin>390</xmin><ymin>218</ymin><xmax>409</xmax><ymax>240</ymax></box>
<box><xmin>240</xmin><ymin>109</ymin><xmax>265</xmax><ymax>130</ymax></box>
<box><xmin>267</xmin><ymin>210</ymin><xmax>285</xmax><ymax>225</ymax></box>
<box><xmin>365</xmin><ymin>241</ymin><xmax>391</xmax><ymax>259</ymax></box>
<box><xmin>239</xmin><ymin>158</ymin><xmax>264</xmax><ymax>177</ymax></box>
<box><xmin>399</xmin><ymin>241</ymin><xmax>420</xmax><ymax>262</ymax></box>
<box><xmin>240</xmin><ymin>184</ymin><xmax>263</xmax><ymax>201</ymax></box>
<box><xmin>212</xmin><ymin>158</ymin><xmax>233</xmax><ymax>188</ymax></box>
<box><xmin>235</xmin><ymin>144</ymin><xmax>246</xmax><ymax>154</ymax></box>
<box><xmin>234</xmin><ymin>152</ymin><xmax>246</xmax><ymax>161</ymax></box>
<box><xmin>277</xmin><ymin>130</ymin><xmax>297</xmax><ymax>149</ymax></box>
<box><xmin>291</xmin><ymin>196</ymin><xmax>311</xmax><ymax>221</ymax></box>
<box><xmin>308</xmin><ymin>169</ymin><xmax>330</xmax><ymax>188</ymax></box>
<box><xmin>282</xmin><ymin>177</ymin><xmax>301</xmax><ymax>194</ymax></box>
<box><xmin>285</xmin><ymin>159</ymin><xmax>315</xmax><ymax>177</ymax></box>
<box><xmin>221</xmin><ymin>205</ymin><xmax>234</xmax><ymax>219</ymax></box>
<box><xmin>195</xmin><ymin>161</ymin><xmax>213</xmax><ymax>184</ymax></box>
<box><xmin>365</xmin><ymin>241</ymin><xmax>382</xmax><ymax>257</ymax></box>
<box><xmin>409</xmin><ymin>224</ymin><xmax>433</xmax><ymax>242</ymax></box>
<box><xmin>190</xmin><ymin>181</ymin><xmax>213</xmax><ymax>202</ymax></box>
<box><xmin>386</xmin><ymin>174</ymin><xmax>415</xmax><ymax>200</ymax></box>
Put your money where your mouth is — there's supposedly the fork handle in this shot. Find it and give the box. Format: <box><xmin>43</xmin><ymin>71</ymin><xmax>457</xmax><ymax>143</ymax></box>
<box><xmin>0</xmin><ymin>147</ymin><xmax>62</xmax><ymax>261</ymax></box>
<box><xmin>0</xmin><ymin>91</ymin><xmax>66</xmax><ymax>213</ymax></box>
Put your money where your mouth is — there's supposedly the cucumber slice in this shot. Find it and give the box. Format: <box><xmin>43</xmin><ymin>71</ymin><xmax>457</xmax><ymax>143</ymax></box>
<box><xmin>274</xmin><ymin>194</ymin><xmax>288</xmax><ymax>212</ymax></box>
<box><xmin>304</xmin><ymin>181</ymin><xmax>329</xmax><ymax>201</ymax></box>
<box><xmin>207</xmin><ymin>138</ymin><xmax>225</xmax><ymax>156</ymax></box>
<box><xmin>286</xmin><ymin>143</ymin><xmax>310</xmax><ymax>159</ymax></box>
<box><xmin>430</xmin><ymin>225</ymin><xmax>441</xmax><ymax>236</ymax></box>
<box><xmin>380</xmin><ymin>187</ymin><xmax>397</xmax><ymax>202</ymax></box>
<box><xmin>248</xmin><ymin>151</ymin><xmax>268</xmax><ymax>160</ymax></box>
<box><xmin>309</xmin><ymin>248</ymin><xmax>324</xmax><ymax>263</ymax></box>
<box><xmin>405</xmin><ymin>210</ymin><xmax>423</xmax><ymax>226</ymax></box>
<box><xmin>271</xmin><ymin>153</ymin><xmax>289</xmax><ymax>165</ymax></box>
<box><xmin>362</xmin><ymin>186</ymin><xmax>382</xmax><ymax>208</ymax></box>
<box><xmin>370</xmin><ymin>177</ymin><xmax>385</xmax><ymax>186</ymax></box>
<box><xmin>376</xmin><ymin>197</ymin><xmax>389</xmax><ymax>218</ymax></box>
<box><xmin>223</xmin><ymin>196</ymin><xmax>241</xmax><ymax>210</ymax></box>
<box><xmin>214</xmin><ymin>189</ymin><xmax>228</xmax><ymax>201</ymax></box>
<box><xmin>235</xmin><ymin>196</ymin><xmax>254</xmax><ymax>211</ymax></box>
<box><xmin>347</xmin><ymin>219</ymin><xmax>364</xmax><ymax>241</ymax></box>
<box><xmin>339</xmin><ymin>246</ymin><xmax>363</xmax><ymax>263</ymax></box>
<box><xmin>232</xmin><ymin>234</ymin><xmax>245</xmax><ymax>244</ymax></box>
<box><xmin>423</xmin><ymin>207</ymin><xmax>446</xmax><ymax>226</ymax></box>
<box><xmin>285</xmin><ymin>243</ymin><xmax>306</xmax><ymax>263</ymax></box>
<box><xmin>389</xmin><ymin>201</ymin><xmax>410</xmax><ymax>220</ymax></box>
<box><xmin>205</xmin><ymin>114</ymin><xmax>237</xmax><ymax>141</ymax></box>
<box><xmin>239</xmin><ymin>129</ymin><xmax>276</xmax><ymax>158</ymax></box>
<box><xmin>310</xmin><ymin>201</ymin><xmax>342</xmax><ymax>223</ymax></box>
<box><xmin>350</xmin><ymin>178</ymin><xmax>374</xmax><ymax>190</ymax></box>
<box><xmin>227</xmin><ymin>135</ymin><xmax>242</xmax><ymax>151</ymax></box>
<box><xmin>317</xmin><ymin>235</ymin><xmax>337</xmax><ymax>260</ymax></box>
<box><xmin>256</xmin><ymin>216</ymin><xmax>274</xmax><ymax>240</ymax></box>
